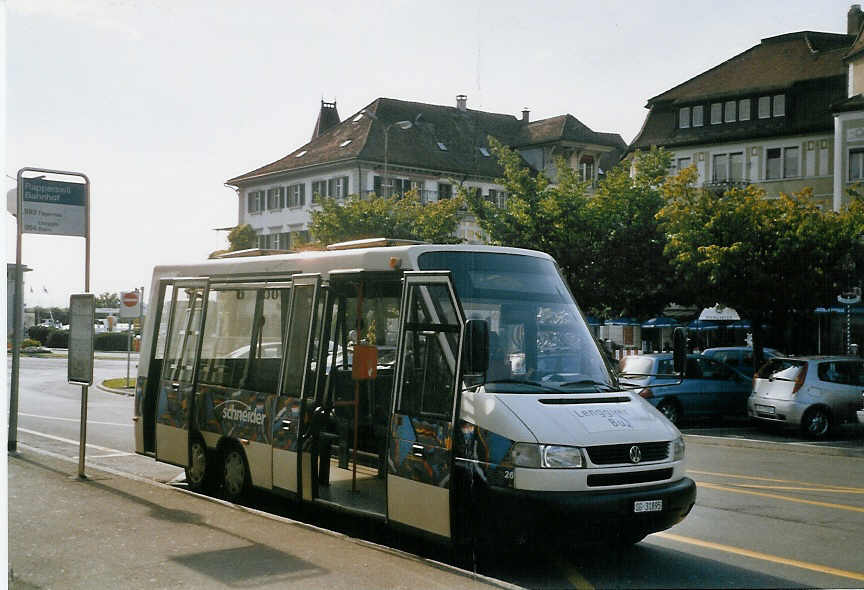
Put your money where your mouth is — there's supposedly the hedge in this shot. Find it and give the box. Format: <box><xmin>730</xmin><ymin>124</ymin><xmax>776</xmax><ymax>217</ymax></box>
<box><xmin>27</xmin><ymin>327</ymin><xmax>135</xmax><ymax>351</ymax></box>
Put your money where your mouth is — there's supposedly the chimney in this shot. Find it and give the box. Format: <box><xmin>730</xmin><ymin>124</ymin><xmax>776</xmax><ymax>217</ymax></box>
<box><xmin>521</xmin><ymin>108</ymin><xmax>530</xmax><ymax>123</ymax></box>
<box><xmin>849</xmin><ymin>4</ymin><xmax>864</xmax><ymax>36</ymax></box>
<box><xmin>456</xmin><ymin>94</ymin><xmax>467</xmax><ymax>112</ymax></box>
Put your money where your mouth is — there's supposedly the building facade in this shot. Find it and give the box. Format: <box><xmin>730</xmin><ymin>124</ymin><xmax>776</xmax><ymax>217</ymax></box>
<box><xmin>226</xmin><ymin>95</ymin><xmax>625</xmax><ymax>247</ymax></box>
<box><xmin>630</xmin><ymin>6</ymin><xmax>864</xmax><ymax>211</ymax></box>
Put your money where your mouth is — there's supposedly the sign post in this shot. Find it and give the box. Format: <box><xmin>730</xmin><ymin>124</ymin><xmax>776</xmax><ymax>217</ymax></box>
<box><xmin>120</xmin><ymin>289</ymin><xmax>142</xmax><ymax>389</ymax></box>
<box><xmin>9</xmin><ymin>168</ymin><xmax>89</xmax><ymax>454</ymax></box>
<box><xmin>69</xmin><ymin>294</ymin><xmax>95</xmax><ymax>479</ymax></box>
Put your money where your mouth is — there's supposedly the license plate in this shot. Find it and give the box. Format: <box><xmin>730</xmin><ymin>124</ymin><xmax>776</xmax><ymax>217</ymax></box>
<box><xmin>755</xmin><ymin>404</ymin><xmax>775</xmax><ymax>415</ymax></box>
<box><xmin>634</xmin><ymin>499</ymin><xmax>663</xmax><ymax>513</ymax></box>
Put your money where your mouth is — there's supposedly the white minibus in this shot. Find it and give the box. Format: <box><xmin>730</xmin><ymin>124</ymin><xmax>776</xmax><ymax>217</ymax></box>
<box><xmin>134</xmin><ymin>239</ymin><xmax>695</xmax><ymax>550</ymax></box>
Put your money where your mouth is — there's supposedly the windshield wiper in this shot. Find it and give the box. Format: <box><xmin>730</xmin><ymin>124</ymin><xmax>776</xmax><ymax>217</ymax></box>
<box><xmin>484</xmin><ymin>379</ymin><xmax>561</xmax><ymax>392</ymax></box>
<box><xmin>558</xmin><ymin>379</ymin><xmax>617</xmax><ymax>391</ymax></box>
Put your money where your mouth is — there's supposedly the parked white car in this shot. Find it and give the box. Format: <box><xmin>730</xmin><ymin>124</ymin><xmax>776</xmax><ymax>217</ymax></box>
<box><xmin>748</xmin><ymin>356</ymin><xmax>864</xmax><ymax>438</ymax></box>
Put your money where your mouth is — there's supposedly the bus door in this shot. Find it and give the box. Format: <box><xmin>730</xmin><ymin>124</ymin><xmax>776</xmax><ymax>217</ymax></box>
<box><xmin>156</xmin><ymin>279</ymin><xmax>208</xmax><ymax>467</ymax></box>
<box><xmin>388</xmin><ymin>271</ymin><xmax>465</xmax><ymax>539</ymax></box>
<box><xmin>272</xmin><ymin>274</ymin><xmax>322</xmax><ymax>496</ymax></box>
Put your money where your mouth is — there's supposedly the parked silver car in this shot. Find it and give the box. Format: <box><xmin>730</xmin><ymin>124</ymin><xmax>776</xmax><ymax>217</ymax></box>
<box><xmin>748</xmin><ymin>356</ymin><xmax>864</xmax><ymax>438</ymax></box>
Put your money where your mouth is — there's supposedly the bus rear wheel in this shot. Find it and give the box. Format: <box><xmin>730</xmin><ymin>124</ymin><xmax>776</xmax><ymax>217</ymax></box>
<box><xmin>222</xmin><ymin>444</ymin><xmax>250</xmax><ymax>502</ymax></box>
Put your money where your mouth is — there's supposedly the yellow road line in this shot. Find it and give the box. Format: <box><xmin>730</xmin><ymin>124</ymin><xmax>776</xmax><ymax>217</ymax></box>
<box><xmin>689</xmin><ymin>469</ymin><xmax>864</xmax><ymax>492</ymax></box>
<box><xmin>733</xmin><ymin>483</ymin><xmax>864</xmax><ymax>494</ymax></box>
<box><xmin>554</xmin><ymin>557</ymin><xmax>594</xmax><ymax>590</ymax></box>
<box><xmin>656</xmin><ymin>532</ymin><xmax>864</xmax><ymax>582</ymax></box>
<box><xmin>696</xmin><ymin>481</ymin><xmax>864</xmax><ymax>513</ymax></box>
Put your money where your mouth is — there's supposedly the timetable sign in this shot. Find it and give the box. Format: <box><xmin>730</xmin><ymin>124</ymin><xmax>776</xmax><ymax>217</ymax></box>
<box><xmin>21</xmin><ymin>177</ymin><xmax>87</xmax><ymax>237</ymax></box>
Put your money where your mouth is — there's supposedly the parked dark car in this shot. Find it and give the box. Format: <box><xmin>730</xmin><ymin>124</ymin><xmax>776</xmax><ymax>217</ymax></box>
<box><xmin>701</xmin><ymin>346</ymin><xmax>781</xmax><ymax>377</ymax></box>
<box><xmin>619</xmin><ymin>353</ymin><xmax>751</xmax><ymax>426</ymax></box>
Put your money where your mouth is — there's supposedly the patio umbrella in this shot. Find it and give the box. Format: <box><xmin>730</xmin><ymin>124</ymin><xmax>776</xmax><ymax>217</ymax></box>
<box><xmin>641</xmin><ymin>317</ymin><xmax>679</xmax><ymax>329</ymax></box>
<box><xmin>688</xmin><ymin>320</ymin><xmax>720</xmax><ymax>331</ymax></box>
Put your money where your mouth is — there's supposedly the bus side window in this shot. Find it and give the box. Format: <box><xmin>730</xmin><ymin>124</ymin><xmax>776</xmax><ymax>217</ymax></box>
<box><xmin>197</xmin><ymin>287</ymin><xmax>257</xmax><ymax>389</ymax></box>
<box><xmin>398</xmin><ymin>284</ymin><xmax>459</xmax><ymax>420</ymax></box>
<box><xmin>245</xmin><ymin>287</ymin><xmax>289</xmax><ymax>393</ymax></box>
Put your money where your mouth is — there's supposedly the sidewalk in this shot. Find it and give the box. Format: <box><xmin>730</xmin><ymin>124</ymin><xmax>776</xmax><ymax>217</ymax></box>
<box><xmin>8</xmin><ymin>447</ymin><xmax>511</xmax><ymax>590</ymax></box>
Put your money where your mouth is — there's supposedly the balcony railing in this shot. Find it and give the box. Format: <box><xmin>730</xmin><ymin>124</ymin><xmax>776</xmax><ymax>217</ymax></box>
<box><xmin>703</xmin><ymin>178</ymin><xmax>752</xmax><ymax>193</ymax></box>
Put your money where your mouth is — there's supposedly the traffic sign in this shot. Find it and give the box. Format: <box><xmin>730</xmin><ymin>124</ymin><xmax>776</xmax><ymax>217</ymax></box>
<box><xmin>119</xmin><ymin>290</ymin><xmax>142</xmax><ymax>319</ymax></box>
<box><xmin>20</xmin><ymin>177</ymin><xmax>87</xmax><ymax>237</ymax></box>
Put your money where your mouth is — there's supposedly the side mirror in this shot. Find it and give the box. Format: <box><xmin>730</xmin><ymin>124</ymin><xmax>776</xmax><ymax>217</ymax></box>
<box><xmin>672</xmin><ymin>327</ymin><xmax>687</xmax><ymax>376</ymax></box>
<box><xmin>464</xmin><ymin>319</ymin><xmax>489</xmax><ymax>374</ymax></box>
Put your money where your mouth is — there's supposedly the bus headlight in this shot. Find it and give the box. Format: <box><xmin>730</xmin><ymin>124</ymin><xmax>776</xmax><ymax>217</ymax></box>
<box><xmin>510</xmin><ymin>443</ymin><xmax>585</xmax><ymax>468</ymax></box>
<box><xmin>672</xmin><ymin>436</ymin><xmax>685</xmax><ymax>461</ymax></box>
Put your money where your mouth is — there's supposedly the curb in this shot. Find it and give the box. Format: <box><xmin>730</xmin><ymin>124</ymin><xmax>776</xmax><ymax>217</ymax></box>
<box><xmin>96</xmin><ymin>381</ymin><xmax>135</xmax><ymax>397</ymax></box>
<box><xmin>13</xmin><ymin>444</ymin><xmax>521</xmax><ymax>590</ymax></box>
<box><xmin>682</xmin><ymin>433</ymin><xmax>864</xmax><ymax>458</ymax></box>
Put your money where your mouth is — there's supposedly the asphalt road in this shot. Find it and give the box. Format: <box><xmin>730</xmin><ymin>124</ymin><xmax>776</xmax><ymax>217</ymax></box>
<box><xmin>9</xmin><ymin>354</ymin><xmax>864</xmax><ymax>589</ymax></box>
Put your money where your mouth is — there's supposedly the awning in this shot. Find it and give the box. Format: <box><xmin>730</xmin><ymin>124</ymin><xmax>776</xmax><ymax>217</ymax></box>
<box><xmin>584</xmin><ymin>315</ymin><xmax>602</xmax><ymax>326</ymax></box>
<box><xmin>815</xmin><ymin>305</ymin><xmax>864</xmax><ymax>315</ymax></box>
<box><xmin>699</xmin><ymin>304</ymin><xmax>740</xmax><ymax>321</ymax></box>
<box><xmin>727</xmin><ymin>320</ymin><xmax>751</xmax><ymax>330</ymax></box>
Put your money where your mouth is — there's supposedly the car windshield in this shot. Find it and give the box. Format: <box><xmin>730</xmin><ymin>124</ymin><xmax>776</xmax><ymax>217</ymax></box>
<box><xmin>418</xmin><ymin>251</ymin><xmax>614</xmax><ymax>392</ymax></box>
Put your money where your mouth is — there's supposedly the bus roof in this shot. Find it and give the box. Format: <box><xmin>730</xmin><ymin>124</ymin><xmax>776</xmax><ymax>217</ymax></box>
<box><xmin>150</xmin><ymin>243</ymin><xmax>554</xmax><ymax>283</ymax></box>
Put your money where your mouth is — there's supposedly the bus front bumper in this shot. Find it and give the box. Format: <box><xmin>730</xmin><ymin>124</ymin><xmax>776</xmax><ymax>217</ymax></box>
<box><xmin>481</xmin><ymin>476</ymin><xmax>696</xmax><ymax>544</ymax></box>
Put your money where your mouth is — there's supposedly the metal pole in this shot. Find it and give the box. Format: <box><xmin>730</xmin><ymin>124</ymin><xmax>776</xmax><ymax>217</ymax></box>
<box><xmin>9</xmin><ymin>172</ymin><xmax>24</xmax><ymax>452</ymax></box>
<box><xmin>77</xmin><ymin>177</ymin><xmax>91</xmax><ymax>480</ymax></box>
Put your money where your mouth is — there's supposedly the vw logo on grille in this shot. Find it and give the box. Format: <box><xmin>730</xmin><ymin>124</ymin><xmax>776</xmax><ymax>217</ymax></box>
<box><xmin>629</xmin><ymin>445</ymin><xmax>642</xmax><ymax>463</ymax></box>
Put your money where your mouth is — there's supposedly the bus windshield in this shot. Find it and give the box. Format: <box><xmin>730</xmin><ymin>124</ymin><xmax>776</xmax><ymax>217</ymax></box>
<box><xmin>417</xmin><ymin>251</ymin><xmax>615</xmax><ymax>393</ymax></box>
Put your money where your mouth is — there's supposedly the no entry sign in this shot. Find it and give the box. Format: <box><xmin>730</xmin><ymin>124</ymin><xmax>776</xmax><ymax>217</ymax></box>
<box><xmin>119</xmin><ymin>290</ymin><xmax>142</xmax><ymax>319</ymax></box>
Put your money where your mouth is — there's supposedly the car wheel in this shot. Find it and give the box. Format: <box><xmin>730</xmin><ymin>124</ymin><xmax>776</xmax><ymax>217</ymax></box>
<box><xmin>657</xmin><ymin>400</ymin><xmax>681</xmax><ymax>426</ymax></box>
<box><xmin>185</xmin><ymin>437</ymin><xmax>211</xmax><ymax>492</ymax></box>
<box><xmin>222</xmin><ymin>444</ymin><xmax>250</xmax><ymax>502</ymax></box>
<box><xmin>801</xmin><ymin>407</ymin><xmax>831</xmax><ymax>439</ymax></box>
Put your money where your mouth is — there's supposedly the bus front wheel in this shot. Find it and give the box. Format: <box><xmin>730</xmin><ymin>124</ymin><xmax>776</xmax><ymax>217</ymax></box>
<box><xmin>185</xmin><ymin>436</ymin><xmax>213</xmax><ymax>493</ymax></box>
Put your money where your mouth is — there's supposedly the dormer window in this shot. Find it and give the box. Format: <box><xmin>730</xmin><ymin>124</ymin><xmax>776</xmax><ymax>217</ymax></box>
<box><xmin>711</xmin><ymin>103</ymin><xmax>722</xmax><ymax>125</ymax></box>
<box><xmin>692</xmin><ymin>105</ymin><xmax>704</xmax><ymax>127</ymax></box>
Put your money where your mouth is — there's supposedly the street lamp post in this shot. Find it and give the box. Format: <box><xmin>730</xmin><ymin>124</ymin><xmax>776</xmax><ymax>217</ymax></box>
<box><xmin>361</xmin><ymin>110</ymin><xmax>413</xmax><ymax>197</ymax></box>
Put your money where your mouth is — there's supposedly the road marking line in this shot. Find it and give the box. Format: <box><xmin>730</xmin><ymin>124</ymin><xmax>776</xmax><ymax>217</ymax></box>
<box><xmin>19</xmin><ymin>412</ymin><xmax>132</xmax><ymax>428</ymax></box>
<box><xmin>733</xmin><ymin>484</ymin><xmax>864</xmax><ymax>494</ymax></box>
<box><xmin>689</xmin><ymin>469</ymin><xmax>864</xmax><ymax>492</ymax></box>
<box><xmin>18</xmin><ymin>427</ymin><xmax>129</xmax><ymax>455</ymax></box>
<box><xmin>695</xmin><ymin>481</ymin><xmax>864</xmax><ymax>513</ymax></box>
<box><xmin>656</xmin><ymin>532</ymin><xmax>864</xmax><ymax>582</ymax></box>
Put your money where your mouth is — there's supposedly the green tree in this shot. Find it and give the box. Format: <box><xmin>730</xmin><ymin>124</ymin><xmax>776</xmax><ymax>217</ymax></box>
<box><xmin>95</xmin><ymin>292</ymin><xmax>120</xmax><ymax>308</ymax></box>
<box><xmin>309</xmin><ymin>192</ymin><xmax>464</xmax><ymax>246</ymax></box>
<box><xmin>228</xmin><ymin>224</ymin><xmax>258</xmax><ymax>250</ymax></box>
<box><xmin>658</xmin><ymin>173</ymin><xmax>864</xmax><ymax>357</ymax></box>
<box><xmin>464</xmin><ymin>140</ymin><xmax>673</xmax><ymax>318</ymax></box>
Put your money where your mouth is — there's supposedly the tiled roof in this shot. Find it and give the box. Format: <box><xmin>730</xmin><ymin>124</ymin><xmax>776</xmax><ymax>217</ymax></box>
<box><xmin>647</xmin><ymin>32</ymin><xmax>851</xmax><ymax>105</ymax></box>
<box><xmin>630</xmin><ymin>31</ymin><xmax>851</xmax><ymax>152</ymax></box>
<box><xmin>226</xmin><ymin>97</ymin><xmax>625</xmax><ymax>185</ymax></box>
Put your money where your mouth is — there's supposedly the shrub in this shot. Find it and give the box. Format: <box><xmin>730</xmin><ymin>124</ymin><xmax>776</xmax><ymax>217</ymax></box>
<box><xmin>95</xmin><ymin>332</ymin><xmax>131</xmax><ymax>351</ymax></box>
<box><xmin>27</xmin><ymin>325</ymin><xmax>55</xmax><ymax>345</ymax></box>
<box><xmin>21</xmin><ymin>338</ymin><xmax>42</xmax><ymax>349</ymax></box>
<box><xmin>47</xmin><ymin>330</ymin><xmax>69</xmax><ymax>348</ymax></box>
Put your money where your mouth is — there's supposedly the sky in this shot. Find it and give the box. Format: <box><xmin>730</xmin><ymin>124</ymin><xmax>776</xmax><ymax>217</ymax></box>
<box><xmin>4</xmin><ymin>0</ymin><xmax>856</xmax><ymax>309</ymax></box>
